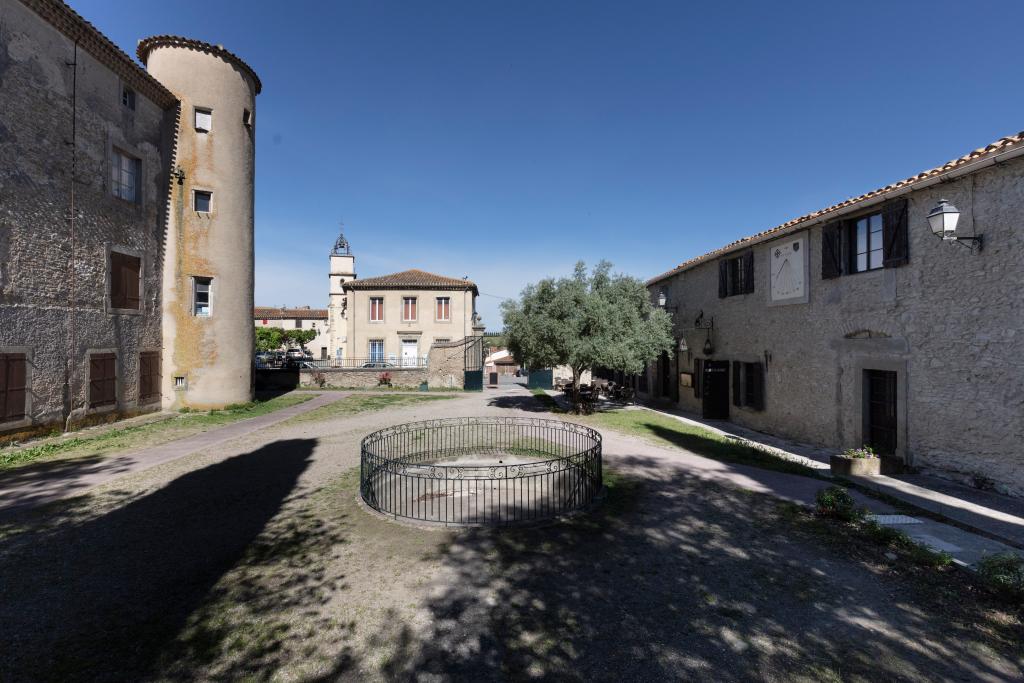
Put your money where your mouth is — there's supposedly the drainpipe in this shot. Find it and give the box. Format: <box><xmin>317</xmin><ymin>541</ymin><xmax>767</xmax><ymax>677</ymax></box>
<box><xmin>63</xmin><ymin>42</ymin><xmax>78</xmax><ymax>432</ymax></box>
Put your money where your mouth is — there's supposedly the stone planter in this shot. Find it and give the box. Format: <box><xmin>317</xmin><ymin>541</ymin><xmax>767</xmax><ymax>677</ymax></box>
<box><xmin>830</xmin><ymin>455</ymin><xmax>881</xmax><ymax>477</ymax></box>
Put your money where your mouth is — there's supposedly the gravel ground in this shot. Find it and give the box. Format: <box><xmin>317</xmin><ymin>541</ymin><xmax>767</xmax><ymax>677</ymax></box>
<box><xmin>0</xmin><ymin>387</ymin><xmax>1021</xmax><ymax>681</ymax></box>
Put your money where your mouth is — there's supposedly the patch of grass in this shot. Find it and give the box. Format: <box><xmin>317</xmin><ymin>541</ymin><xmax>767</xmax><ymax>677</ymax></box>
<box><xmin>286</xmin><ymin>393</ymin><xmax>455</xmax><ymax>424</ymax></box>
<box><xmin>0</xmin><ymin>393</ymin><xmax>313</xmax><ymax>472</ymax></box>
<box><xmin>977</xmin><ymin>552</ymin><xmax>1024</xmax><ymax>600</ymax></box>
<box><xmin>583</xmin><ymin>408</ymin><xmax>817</xmax><ymax>477</ymax></box>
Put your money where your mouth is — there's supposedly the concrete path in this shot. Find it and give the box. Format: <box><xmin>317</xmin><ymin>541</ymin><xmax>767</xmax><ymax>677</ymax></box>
<box><xmin>0</xmin><ymin>392</ymin><xmax>344</xmax><ymax>515</ymax></box>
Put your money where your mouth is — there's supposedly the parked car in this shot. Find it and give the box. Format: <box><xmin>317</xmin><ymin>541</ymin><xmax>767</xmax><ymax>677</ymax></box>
<box><xmin>255</xmin><ymin>351</ymin><xmax>285</xmax><ymax>368</ymax></box>
<box><xmin>361</xmin><ymin>361</ymin><xmax>395</xmax><ymax>369</ymax></box>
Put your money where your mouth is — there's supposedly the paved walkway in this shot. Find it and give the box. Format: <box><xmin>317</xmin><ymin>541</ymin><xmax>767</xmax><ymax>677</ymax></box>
<box><xmin>0</xmin><ymin>392</ymin><xmax>343</xmax><ymax>515</ymax></box>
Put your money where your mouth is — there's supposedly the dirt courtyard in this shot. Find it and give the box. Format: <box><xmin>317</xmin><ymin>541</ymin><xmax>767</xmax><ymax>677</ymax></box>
<box><xmin>0</xmin><ymin>388</ymin><xmax>1021</xmax><ymax>681</ymax></box>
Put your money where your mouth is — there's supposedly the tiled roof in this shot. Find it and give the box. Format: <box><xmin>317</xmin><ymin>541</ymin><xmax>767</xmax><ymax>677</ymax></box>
<box><xmin>22</xmin><ymin>0</ymin><xmax>176</xmax><ymax>109</ymax></box>
<box><xmin>137</xmin><ymin>35</ymin><xmax>262</xmax><ymax>95</ymax></box>
<box><xmin>648</xmin><ymin>130</ymin><xmax>1024</xmax><ymax>285</ymax></box>
<box><xmin>254</xmin><ymin>307</ymin><xmax>327</xmax><ymax>320</ymax></box>
<box><xmin>343</xmin><ymin>269</ymin><xmax>478</xmax><ymax>292</ymax></box>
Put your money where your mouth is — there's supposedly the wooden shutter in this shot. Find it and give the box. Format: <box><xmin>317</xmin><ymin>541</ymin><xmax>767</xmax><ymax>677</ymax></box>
<box><xmin>821</xmin><ymin>222</ymin><xmax>843</xmax><ymax>279</ymax></box>
<box><xmin>882</xmin><ymin>198</ymin><xmax>909</xmax><ymax>268</ymax></box>
<box><xmin>732</xmin><ymin>361</ymin><xmax>742</xmax><ymax>406</ymax></box>
<box><xmin>110</xmin><ymin>252</ymin><xmax>141</xmax><ymax>310</ymax></box>
<box><xmin>718</xmin><ymin>260</ymin><xmax>728</xmax><ymax>298</ymax></box>
<box><xmin>89</xmin><ymin>353</ymin><xmax>117</xmax><ymax>408</ymax></box>
<box><xmin>0</xmin><ymin>354</ymin><xmax>27</xmax><ymax>422</ymax></box>
<box><xmin>747</xmin><ymin>362</ymin><xmax>765</xmax><ymax>411</ymax></box>
<box><xmin>693</xmin><ymin>359</ymin><xmax>702</xmax><ymax>398</ymax></box>
<box><xmin>743</xmin><ymin>251</ymin><xmax>755</xmax><ymax>293</ymax></box>
<box><xmin>139</xmin><ymin>351</ymin><xmax>160</xmax><ymax>402</ymax></box>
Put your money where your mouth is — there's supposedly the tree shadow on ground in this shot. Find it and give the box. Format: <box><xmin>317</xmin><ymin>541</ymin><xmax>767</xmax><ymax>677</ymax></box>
<box><xmin>0</xmin><ymin>438</ymin><xmax>336</xmax><ymax>681</ymax></box>
<box><xmin>487</xmin><ymin>395</ymin><xmax>558</xmax><ymax>413</ymax></box>
<box><xmin>367</xmin><ymin>465</ymin><xmax>1024</xmax><ymax>681</ymax></box>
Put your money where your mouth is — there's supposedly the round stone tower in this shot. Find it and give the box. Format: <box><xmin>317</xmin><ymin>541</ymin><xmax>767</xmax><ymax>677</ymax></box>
<box><xmin>138</xmin><ymin>36</ymin><xmax>261</xmax><ymax>408</ymax></box>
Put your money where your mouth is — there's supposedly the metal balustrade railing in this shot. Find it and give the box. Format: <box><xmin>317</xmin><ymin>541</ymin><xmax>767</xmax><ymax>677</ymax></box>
<box><xmin>360</xmin><ymin>417</ymin><xmax>603</xmax><ymax>526</ymax></box>
<box><xmin>255</xmin><ymin>356</ymin><xmax>428</xmax><ymax>370</ymax></box>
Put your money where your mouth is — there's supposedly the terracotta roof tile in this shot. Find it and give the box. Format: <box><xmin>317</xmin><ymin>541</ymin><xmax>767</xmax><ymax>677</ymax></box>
<box><xmin>254</xmin><ymin>307</ymin><xmax>327</xmax><ymax>320</ymax></box>
<box><xmin>648</xmin><ymin>130</ymin><xmax>1024</xmax><ymax>285</ymax></box>
<box><xmin>343</xmin><ymin>269</ymin><xmax>478</xmax><ymax>292</ymax></box>
<box><xmin>137</xmin><ymin>35</ymin><xmax>262</xmax><ymax>94</ymax></box>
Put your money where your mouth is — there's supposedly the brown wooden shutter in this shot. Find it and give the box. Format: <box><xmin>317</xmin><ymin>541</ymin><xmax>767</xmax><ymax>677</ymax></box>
<box><xmin>748</xmin><ymin>362</ymin><xmax>765</xmax><ymax>410</ymax></box>
<box><xmin>124</xmin><ymin>254</ymin><xmax>141</xmax><ymax>309</ymax></box>
<box><xmin>0</xmin><ymin>355</ymin><xmax>6</xmax><ymax>420</ymax></box>
<box><xmin>743</xmin><ymin>251</ymin><xmax>755</xmax><ymax>293</ymax></box>
<box><xmin>882</xmin><ymin>198</ymin><xmax>909</xmax><ymax>268</ymax></box>
<box><xmin>693</xmin><ymin>358</ymin><xmax>702</xmax><ymax>399</ymax></box>
<box><xmin>139</xmin><ymin>351</ymin><xmax>160</xmax><ymax>402</ymax></box>
<box><xmin>821</xmin><ymin>222</ymin><xmax>843</xmax><ymax>279</ymax></box>
<box><xmin>89</xmin><ymin>353</ymin><xmax>117</xmax><ymax>408</ymax></box>
<box><xmin>110</xmin><ymin>253</ymin><xmax>126</xmax><ymax>308</ymax></box>
<box><xmin>732</xmin><ymin>360</ymin><xmax>742</xmax><ymax>406</ymax></box>
<box><xmin>6</xmin><ymin>355</ymin><xmax>26</xmax><ymax>420</ymax></box>
<box><xmin>718</xmin><ymin>260</ymin><xmax>728</xmax><ymax>298</ymax></box>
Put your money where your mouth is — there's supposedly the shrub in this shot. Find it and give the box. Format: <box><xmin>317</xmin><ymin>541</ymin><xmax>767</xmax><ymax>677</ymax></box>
<box><xmin>862</xmin><ymin>518</ymin><xmax>910</xmax><ymax>547</ymax></box>
<box><xmin>841</xmin><ymin>445</ymin><xmax>877</xmax><ymax>459</ymax></box>
<box><xmin>977</xmin><ymin>552</ymin><xmax>1024</xmax><ymax>599</ymax></box>
<box><xmin>311</xmin><ymin>371</ymin><xmax>327</xmax><ymax>389</ymax></box>
<box><xmin>378</xmin><ymin>372</ymin><xmax>392</xmax><ymax>387</ymax></box>
<box><xmin>815</xmin><ymin>485</ymin><xmax>864</xmax><ymax>522</ymax></box>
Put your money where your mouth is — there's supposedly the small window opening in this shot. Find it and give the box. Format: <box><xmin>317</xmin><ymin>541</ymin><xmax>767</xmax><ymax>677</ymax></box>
<box><xmin>122</xmin><ymin>86</ymin><xmax>136</xmax><ymax>110</ymax></box>
<box><xmin>194</xmin><ymin>108</ymin><xmax>212</xmax><ymax>132</ymax></box>
<box><xmin>193</xmin><ymin>190</ymin><xmax>212</xmax><ymax>213</ymax></box>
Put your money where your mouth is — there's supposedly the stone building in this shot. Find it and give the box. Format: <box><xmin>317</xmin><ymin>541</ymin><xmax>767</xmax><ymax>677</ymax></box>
<box><xmin>642</xmin><ymin>131</ymin><xmax>1024</xmax><ymax>496</ymax></box>
<box><xmin>254</xmin><ymin>306</ymin><xmax>330</xmax><ymax>358</ymax></box>
<box><xmin>0</xmin><ymin>0</ymin><xmax>259</xmax><ymax>438</ymax></box>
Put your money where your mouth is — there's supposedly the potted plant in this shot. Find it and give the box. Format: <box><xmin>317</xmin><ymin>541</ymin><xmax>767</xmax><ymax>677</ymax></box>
<box><xmin>830</xmin><ymin>446</ymin><xmax>881</xmax><ymax>476</ymax></box>
<box><xmin>378</xmin><ymin>371</ymin><xmax>392</xmax><ymax>387</ymax></box>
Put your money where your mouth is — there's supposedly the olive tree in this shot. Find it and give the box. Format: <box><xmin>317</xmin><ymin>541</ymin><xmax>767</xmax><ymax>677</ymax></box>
<box><xmin>502</xmin><ymin>261</ymin><xmax>673</xmax><ymax>409</ymax></box>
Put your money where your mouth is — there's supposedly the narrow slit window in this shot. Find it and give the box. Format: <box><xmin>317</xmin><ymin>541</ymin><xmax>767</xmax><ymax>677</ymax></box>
<box><xmin>194</xmin><ymin>108</ymin><xmax>212</xmax><ymax>132</ymax></box>
<box><xmin>242</xmin><ymin>108</ymin><xmax>253</xmax><ymax>127</ymax></box>
<box><xmin>122</xmin><ymin>86</ymin><xmax>136</xmax><ymax>110</ymax></box>
<box><xmin>402</xmin><ymin>297</ymin><xmax>417</xmax><ymax>321</ymax></box>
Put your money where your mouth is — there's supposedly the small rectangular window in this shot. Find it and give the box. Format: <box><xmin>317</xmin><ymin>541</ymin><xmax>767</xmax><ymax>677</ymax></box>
<box><xmin>369</xmin><ymin>339</ymin><xmax>385</xmax><ymax>362</ymax></box>
<box><xmin>193</xmin><ymin>190</ymin><xmax>212</xmax><ymax>213</ymax></box>
<box><xmin>243</xmin><ymin>108</ymin><xmax>253</xmax><ymax>127</ymax></box>
<box><xmin>193</xmin><ymin>277</ymin><xmax>212</xmax><ymax>316</ymax></box>
<box><xmin>111</xmin><ymin>150</ymin><xmax>140</xmax><ymax>203</ymax></box>
<box><xmin>369</xmin><ymin>297</ymin><xmax>384</xmax><ymax>322</ymax></box>
<box><xmin>436</xmin><ymin>297</ymin><xmax>451</xmax><ymax>321</ymax></box>
<box><xmin>402</xmin><ymin>297</ymin><xmax>417</xmax><ymax>321</ymax></box>
<box><xmin>139</xmin><ymin>351</ymin><xmax>160</xmax><ymax>403</ymax></box>
<box><xmin>0</xmin><ymin>353</ymin><xmax>28</xmax><ymax>422</ymax></box>
<box><xmin>194</xmin><ymin>108</ymin><xmax>212</xmax><ymax>132</ymax></box>
<box><xmin>109</xmin><ymin>251</ymin><xmax>141</xmax><ymax>310</ymax></box>
<box><xmin>174</xmin><ymin>376</ymin><xmax>186</xmax><ymax>389</ymax></box>
<box><xmin>851</xmin><ymin>213</ymin><xmax>884</xmax><ymax>273</ymax></box>
<box><xmin>89</xmin><ymin>353</ymin><xmax>117</xmax><ymax>408</ymax></box>
<box><xmin>435</xmin><ymin>338</ymin><xmax>450</xmax><ymax>344</ymax></box>
<box><xmin>122</xmin><ymin>86</ymin><xmax>136</xmax><ymax>110</ymax></box>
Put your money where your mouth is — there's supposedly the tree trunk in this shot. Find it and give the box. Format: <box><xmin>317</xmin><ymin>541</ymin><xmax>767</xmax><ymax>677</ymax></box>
<box><xmin>571</xmin><ymin>367</ymin><xmax>582</xmax><ymax>414</ymax></box>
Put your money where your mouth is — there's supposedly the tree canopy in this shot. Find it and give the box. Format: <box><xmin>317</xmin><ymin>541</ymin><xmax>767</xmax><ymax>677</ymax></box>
<box><xmin>255</xmin><ymin>327</ymin><xmax>318</xmax><ymax>353</ymax></box>
<box><xmin>501</xmin><ymin>261</ymin><xmax>673</xmax><ymax>390</ymax></box>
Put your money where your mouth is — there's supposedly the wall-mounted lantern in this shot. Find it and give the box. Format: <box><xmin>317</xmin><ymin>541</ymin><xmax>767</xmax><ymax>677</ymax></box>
<box><xmin>928</xmin><ymin>198</ymin><xmax>983</xmax><ymax>252</ymax></box>
<box><xmin>694</xmin><ymin>309</ymin><xmax>714</xmax><ymax>355</ymax></box>
<box><xmin>657</xmin><ymin>289</ymin><xmax>668</xmax><ymax>308</ymax></box>
<box><xmin>678</xmin><ymin>337</ymin><xmax>689</xmax><ymax>353</ymax></box>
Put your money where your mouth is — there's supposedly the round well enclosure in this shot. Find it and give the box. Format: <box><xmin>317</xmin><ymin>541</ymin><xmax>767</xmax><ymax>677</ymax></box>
<box><xmin>360</xmin><ymin>417</ymin><xmax>603</xmax><ymax>526</ymax></box>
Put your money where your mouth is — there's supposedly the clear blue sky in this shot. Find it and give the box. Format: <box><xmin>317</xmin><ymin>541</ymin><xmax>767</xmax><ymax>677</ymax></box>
<box><xmin>78</xmin><ymin>0</ymin><xmax>1024</xmax><ymax>328</ymax></box>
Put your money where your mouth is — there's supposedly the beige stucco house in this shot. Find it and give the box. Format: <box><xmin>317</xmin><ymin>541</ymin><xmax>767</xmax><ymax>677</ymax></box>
<box><xmin>343</xmin><ymin>269</ymin><xmax>478</xmax><ymax>367</ymax></box>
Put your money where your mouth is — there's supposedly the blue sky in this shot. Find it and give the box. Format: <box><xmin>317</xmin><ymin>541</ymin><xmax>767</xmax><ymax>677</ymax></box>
<box><xmin>78</xmin><ymin>0</ymin><xmax>1024</xmax><ymax>328</ymax></box>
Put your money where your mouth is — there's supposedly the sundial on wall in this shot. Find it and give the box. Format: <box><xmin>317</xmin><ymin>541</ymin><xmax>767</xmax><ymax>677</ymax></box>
<box><xmin>770</xmin><ymin>234</ymin><xmax>807</xmax><ymax>303</ymax></box>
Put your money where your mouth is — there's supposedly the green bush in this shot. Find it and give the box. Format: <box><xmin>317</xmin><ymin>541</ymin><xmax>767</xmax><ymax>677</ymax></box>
<box><xmin>862</xmin><ymin>519</ymin><xmax>910</xmax><ymax>547</ymax></box>
<box><xmin>815</xmin><ymin>485</ymin><xmax>864</xmax><ymax>522</ymax></box>
<box><xmin>977</xmin><ymin>552</ymin><xmax>1024</xmax><ymax>599</ymax></box>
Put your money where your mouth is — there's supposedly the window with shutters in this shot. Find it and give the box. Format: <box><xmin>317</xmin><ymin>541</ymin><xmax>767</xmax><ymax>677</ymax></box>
<box><xmin>89</xmin><ymin>353</ymin><xmax>117</xmax><ymax>409</ymax></box>
<box><xmin>138</xmin><ymin>351</ymin><xmax>160</xmax><ymax>403</ymax></box>
<box><xmin>718</xmin><ymin>251</ymin><xmax>755</xmax><ymax>298</ymax></box>
<box><xmin>369</xmin><ymin>297</ymin><xmax>384</xmax><ymax>322</ymax></box>
<box><xmin>0</xmin><ymin>353</ymin><xmax>28</xmax><ymax>423</ymax></box>
<box><xmin>822</xmin><ymin>199</ymin><xmax>908</xmax><ymax>279</ymax></box>
<box><xmin>111</xmin><ymin>149</ymin><xmax>140</xmax><ymax>203</ymax></box>
<box><xmin>436</xmin><ymin>297</ymin><xmax>451</xmax><ymax>321</ymax></box>
<box><xmin>109</xmin><ymin>251</ymin><xmax>141</xmax><ymax>311</ymax></box>
<box><xmin>402</xmin><ymin>297</ymin><xmax>417</xmax><ymax>322</ymax></box>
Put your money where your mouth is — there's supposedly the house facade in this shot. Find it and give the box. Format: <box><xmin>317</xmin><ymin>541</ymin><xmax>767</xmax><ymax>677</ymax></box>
<box><xmin>254</xmin><ymin>307</ymin><xmax>330</xmax><ymax>358</ymax></box>
<box><xmin>642</xmin><ymin>131</ymin><xmax>1024</xmax><ymax>496</ymax></box>
<box><xmin>343</xmin><ymin>270</ymin><xmax>479</xmax><ymax>367</ymax></box>
<box><xmin>0</xmin><ymin>0</ymin><xmax>258</xmax><ymax>438</ymax></box>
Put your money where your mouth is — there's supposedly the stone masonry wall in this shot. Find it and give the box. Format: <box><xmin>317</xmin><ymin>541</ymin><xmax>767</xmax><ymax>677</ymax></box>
<box><xmin>646</xmin><ymin>157</ymin><xmax>1024</xmax><ymax>496</ymax></box>
<box><xmin>428</xmin><ymin>341</ymin><xmax>467</xmax><ymax>389</ymax></box>
<box><xmin>299</xmin><ymin>367</ymin><xmax>428</xmax><ymax>389</ymax></box>
<box><xmin>0</xmin><ymin>1</ymin><xmax>171</xmax><ymax>434</ymax></box>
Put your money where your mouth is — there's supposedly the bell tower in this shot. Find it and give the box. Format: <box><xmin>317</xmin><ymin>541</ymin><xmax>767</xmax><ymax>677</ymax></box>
<box><xmin>328</xmin><ymin>227</ymin><xmax>356</xmax><ymax>360</ymax></box>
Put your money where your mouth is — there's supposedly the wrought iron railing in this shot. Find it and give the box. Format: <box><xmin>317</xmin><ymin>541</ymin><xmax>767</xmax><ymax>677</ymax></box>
<box><xmin>254</xmin><ymin>356</ymin><xmax>428</xmax><ymax>370</ymax></box>
<box><xmin>360</xmin><ymin>417</ymin><xmax>603</xmax><ymax>526</ymax></box>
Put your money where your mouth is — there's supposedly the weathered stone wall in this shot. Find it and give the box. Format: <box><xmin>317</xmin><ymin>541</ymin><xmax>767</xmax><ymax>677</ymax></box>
<box><xmin>428</xmin><ymin>341</ymin><xmax>466</xmax><ymax>389</ymax></box>
<box><xmin>300</xmin><ymin>367</ymin><xmax>428</xmax><ymax>389</ymax></box>
<box><xmin>644</xmin><ymin>157</ymin><xmax>1024</xmax><ymax>496</ymax></box>
<box><xmin>0</xmin><ymin>0</ymin><xmax>170</xmax><ymax>433</ymax></box>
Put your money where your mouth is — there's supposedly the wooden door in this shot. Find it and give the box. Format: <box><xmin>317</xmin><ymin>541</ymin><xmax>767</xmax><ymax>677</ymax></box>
<box><xmin>702</xmin><ymin>361</ymin><xmax>730</xmax><ymax>420</ymax></box>
<box><xmin>865</xmin><ymin>369</ymin><xmax>897</xmax><ymax>455</ymax></box>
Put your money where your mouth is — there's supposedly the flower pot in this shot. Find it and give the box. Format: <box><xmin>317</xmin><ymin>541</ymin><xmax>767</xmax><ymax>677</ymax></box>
<box><xmin>830</xmin><ymin>454</ymin><xmax>881</xmax><ymax>477</ymax></box>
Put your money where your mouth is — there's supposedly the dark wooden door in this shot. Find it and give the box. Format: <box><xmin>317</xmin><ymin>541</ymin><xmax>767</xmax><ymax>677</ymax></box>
<box><xmin>702</xmin><ymin>361</ymin><xmax>730</xmax><ymax>420</ymax></box>
<box><xmin>865</xmin><ymin>369</ymin><xmax>897</xmax><ymax>455</ymax></box>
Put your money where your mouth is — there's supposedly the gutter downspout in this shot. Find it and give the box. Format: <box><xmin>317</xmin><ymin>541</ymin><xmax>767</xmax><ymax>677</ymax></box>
<box><xmin>63</xmin><ymin>42</ymin><xmax>78</xmax><ymax>432</ymax></box>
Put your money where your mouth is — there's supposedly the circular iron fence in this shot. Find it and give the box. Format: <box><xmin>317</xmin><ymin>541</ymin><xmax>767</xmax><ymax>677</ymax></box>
<box><xmin>360</xmin><ymin>416</ymin><xmax>603</xmax><ymax>526</ymax></box>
